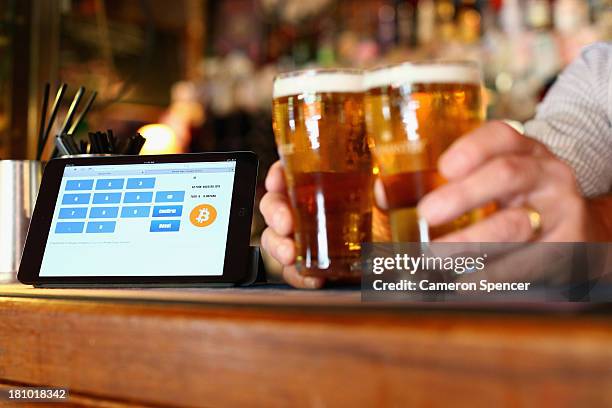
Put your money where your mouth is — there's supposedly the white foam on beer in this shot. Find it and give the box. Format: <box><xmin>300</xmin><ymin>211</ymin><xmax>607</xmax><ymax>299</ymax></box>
<box><xmin>273</xmin><ymin>71</ymin><xmax>365</xmax><ymax>98</ymax></box>
<box><xmin>364</xmin><ymin>63</ymin><xmax>481</xmax><ymax>90</ymax></box>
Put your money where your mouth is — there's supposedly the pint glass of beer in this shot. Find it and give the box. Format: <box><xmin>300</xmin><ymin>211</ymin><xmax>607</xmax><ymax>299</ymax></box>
<box><xmin>272</xmin><ymin>69</ymin><xmax>373</xmax><ymax>278</ymax></box>
<box><xmin>364</xmin><ymin>61</ymin><xmax>493</xmax><ymax>242</ymax></box>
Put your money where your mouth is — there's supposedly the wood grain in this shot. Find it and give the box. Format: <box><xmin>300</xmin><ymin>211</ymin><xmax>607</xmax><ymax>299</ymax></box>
<box><xmin>0</xmin><ymin>288</ymin><xmax>611</xmax><ymax>407</ymax></box>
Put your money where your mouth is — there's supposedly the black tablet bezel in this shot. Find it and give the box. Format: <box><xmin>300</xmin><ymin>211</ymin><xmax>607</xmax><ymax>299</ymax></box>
<box><xmin>18</xmin><ymin>151</ymin><xmax>258</xmax><ymax>286</ymax></box>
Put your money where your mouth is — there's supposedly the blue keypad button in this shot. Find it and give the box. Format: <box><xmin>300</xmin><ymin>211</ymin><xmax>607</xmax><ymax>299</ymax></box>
<box><xmin>150</xmin><ymin>219</ymin><xmax>180</xmax><ymax>232</ymax></box>
<box><xmin>89</xmin><ymin>207</ymin><xmax>119</xmax><ymax>219</ymax></box>
<box><xmin>155</xmin><ymin>191</ymin><xmax>185</xmax><ymax>203</ymax></box>
<box><xmin>59</xmin><ymin>207</ymin><xmax>88</xmax><ymax>219</ymax></box>
<box><xmin>95</xmin><ymin>178</ymin><xmax>125</xmax><ymax>190</ymax></box>
<box><xmin>86</xmin><ymin>221</ymin><xmax>116</xmax><ymax>233</ymax></box>
<box><xmin>127</xmin><ymin>177</ymin><xmax>156</xmax><ymax>189</ymax></box>
<box><xmin>62</xmin><ymin>193</ymin><xmax>91</xmax><ymax>205</ymax></box>
<box><xmin>121</xmin><ymin>206</ymin><xmax>151</xmax><ymax>218</ymax></box>
<box><xmin>93</xmin><ymin>192</ymin><xmax>122</xmax><ymax>204</ymax></box>
<box><xmin>65</xmin><ymin>179</ymin><xmax>94</xmax><ymax>191</ymax></box>
<box><xmin>123</xmin><ymin>191</ymin><xmax>153</xmax><ymax>204</ymax></box>
<box><xmin>55</xmin><ymin>222</ymin><xmax>85</xmax><ymax>234</ymax></box>
<box><xmin>152</xmin><ymin>205</ymin><xmax>183</xmax><ymax>217</ymax></box>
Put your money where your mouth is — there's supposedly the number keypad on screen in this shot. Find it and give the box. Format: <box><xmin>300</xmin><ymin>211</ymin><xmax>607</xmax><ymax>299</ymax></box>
<box><xmin>55</xmin><ymin>176</ymin><xmax>186</xmax><ymax>234</ymax></box>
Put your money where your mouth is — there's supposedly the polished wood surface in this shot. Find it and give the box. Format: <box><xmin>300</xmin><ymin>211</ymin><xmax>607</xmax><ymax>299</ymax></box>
<box><xmin>1</xmin><ymin>284</ymin><xmax>611</xmax><ymax>407</ymax></box>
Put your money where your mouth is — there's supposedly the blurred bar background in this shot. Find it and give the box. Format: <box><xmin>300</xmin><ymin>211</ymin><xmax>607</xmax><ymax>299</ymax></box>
<box><xmin>1</xmin><ymin>0</ymin><xmax>611</xmax><ymax>239</ymax></box>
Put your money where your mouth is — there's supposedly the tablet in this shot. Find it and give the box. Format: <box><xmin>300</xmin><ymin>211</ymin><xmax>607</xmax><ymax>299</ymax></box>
<box><xmin>18</xmin><ymin>152</ymin><xmax>258</xmax><ymax>287</ymax></box>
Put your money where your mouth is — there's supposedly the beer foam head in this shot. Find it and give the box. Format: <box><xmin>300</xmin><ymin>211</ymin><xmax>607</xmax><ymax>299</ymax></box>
<box><xmin>364</xmin><ymin>62</ymin><xmax>482</xmax><ymax>90</ymax></box>
<box><xmin>273</xmin><ymin>69</ymin><xmax>365</xmax><ymax>98</ymax></box>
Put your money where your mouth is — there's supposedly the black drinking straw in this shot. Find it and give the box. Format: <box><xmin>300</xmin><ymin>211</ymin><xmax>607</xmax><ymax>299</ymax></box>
<box><xmin>37</xmin><ymin>83</ymin><xmax>50</xmax><ymax>159</ymax></box>
<box><xmin>55</xmin><ymin>134</ymin><xmax>70</xmax><ymax>156</ymax></box>
<box><xmin>132</xmin><ymin>133</ymin><xmax>146</xmax><ymax>154</ymax></box>
<box><xmin>68</xmin><ymin>90</ymin><xmax>97</xmax><ymax>135</ymax></box>
<box><xmin>39</xmin><ymin>83</ymin><xmax>67</xmax><ymax>160</ymax></box>
<box><xmin>107</xmin><ymin>129</ymin><xmax>116</xmax><ymax>151</ymax></box>
<box><xmin>80</xmin><ymin>140</ymin><xmax>88</xmax><ymax>154</ymax></box>
<box><xmin>59</xmin><ymin>86</ymin><xmax>85</xmax><ymax>137</ymax></box>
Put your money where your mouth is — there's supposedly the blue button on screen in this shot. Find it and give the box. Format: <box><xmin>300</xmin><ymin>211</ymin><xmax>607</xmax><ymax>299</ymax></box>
<box><xmin>121</xmin><ymin>206</ymin><xmax>151</xmax><ymax>218</ymax></box>
<box><xmin>59</xmin><ymin>207</ymin><xmax>88</xmax><ymax>219</ymax></box>
<box><xmin>65</xmin><ymin>179</ymin><xmax>94</xmax><ymax>190</ymax></box>
<box><xmin>89</xmin><ymin>207</ymin><xmax>119</xmax><ymax>218</ymax></box>
<box><xmin>62</xmin><ymin>193</ymin><xmax>91</xmax><ymax>205</ymax></box>
<box><xmin>152</xmin><ymin>205</ymin><xmax>183</xmax><ymax>217</ymax></box>
<box><xmin>86</xmin><ymin>221</ymin><xmax>116</xmax><ymax>233</ymax></box>
<box><xmin>127</xmin><ymin>178</ymin><xmax>156</xmax><ymax>189</ymax></box>
<box><xmin>155</xmin><ymin>191</ymin><xmax>185</xmax><ymax>203</ymax></box>
<box><xmin>95</xmin><ymin>178</ymin><xmax>125</xmax><ymax>190</ymax></box>
<box><xmin>150</xmin><ymin>220</ymin><xmax>180</xmax><ymax>232</ymax></box>
<box><xmin>93</xmin><ymin>192</ymin><xmax>122</xmax><ymax>204</ymax></box>
<box><xmin>123</xmin><ymin>191</ymin><xmax>153</xmax><ymax>204</ymax></box>
<box><xmin>55</xmin><ymin>222</ymin><xmax>85</xmax><ymax>234</ymax></box>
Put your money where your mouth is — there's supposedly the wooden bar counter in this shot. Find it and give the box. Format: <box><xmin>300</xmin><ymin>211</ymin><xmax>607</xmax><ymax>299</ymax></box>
<box><xmin>0</xmin><ymin>284</ymin><xmax>611</xmax><ymax>407</ymax></box>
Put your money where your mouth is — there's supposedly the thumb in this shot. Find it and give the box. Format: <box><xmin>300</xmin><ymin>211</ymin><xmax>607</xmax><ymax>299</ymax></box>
<box><xmin>374</xmin><ymin>178</ymin><xmax>389</xmax><ymax>210</ymax></box>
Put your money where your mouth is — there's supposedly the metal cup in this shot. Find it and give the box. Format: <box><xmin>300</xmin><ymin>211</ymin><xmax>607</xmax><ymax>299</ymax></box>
<box><xmin>0</xmin><ymin>160</ymin><xmax>42</xmax><ymax>282</ymax></box>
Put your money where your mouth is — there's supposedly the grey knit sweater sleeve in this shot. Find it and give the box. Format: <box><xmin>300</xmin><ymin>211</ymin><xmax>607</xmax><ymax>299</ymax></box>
<box><xmin>524</xmin><ymin>42</ymin><xmax>612</xmax><ymax>197</ymax></box>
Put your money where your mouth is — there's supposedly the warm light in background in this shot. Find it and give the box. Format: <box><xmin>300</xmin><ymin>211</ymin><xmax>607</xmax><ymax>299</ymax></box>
<box><xmin>137</xmin><ymin>124</ymin><xmax>180</xmax><ymax>155</ymax></box>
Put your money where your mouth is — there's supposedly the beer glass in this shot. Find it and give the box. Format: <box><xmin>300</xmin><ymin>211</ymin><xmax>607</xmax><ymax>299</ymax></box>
<box><xmin>364</xmin><ymin>61</ymin><xmax>493</xmax><ymax>242</ymax></box>
<box><xmin>272</xmin><ymin>69</ymin><xmax>373</xmax><ymax>278</ymax></box>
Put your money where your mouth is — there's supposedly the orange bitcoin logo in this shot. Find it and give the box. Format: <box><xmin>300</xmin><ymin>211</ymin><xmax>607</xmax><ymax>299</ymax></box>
<box><xmin>190</xmin><ymin>204</ymin><xmax>217</xmax><ymax>227</ymax></box>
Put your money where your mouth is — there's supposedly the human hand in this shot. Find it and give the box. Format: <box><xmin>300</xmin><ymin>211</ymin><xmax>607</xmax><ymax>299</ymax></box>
<box><xmin>415</xmin><ymin>121</ymin><xmax>591</xmax><ymax>242</ymax></box>
<box><xmin>259</xmin><ymin>161</ymin><xmax>325</xmax><ymax>289</ymax></box>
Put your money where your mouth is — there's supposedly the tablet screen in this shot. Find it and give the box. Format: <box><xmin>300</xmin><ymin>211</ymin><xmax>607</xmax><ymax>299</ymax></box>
<box><xmin>39</xmin><ymin>160</ymin><xmax>236</xmax><ymax>277</ymax></box>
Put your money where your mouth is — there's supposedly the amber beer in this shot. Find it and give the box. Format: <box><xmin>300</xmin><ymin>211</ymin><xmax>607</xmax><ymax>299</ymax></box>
<box><xmin>364</xmin><ymin>62</ymin><xmax>493</xmax><ymax>241</ymax></box>
<box><xmin>272</xmin><ymin>69</ymin><xmax>373</xmax><ymax>278</ymax></box>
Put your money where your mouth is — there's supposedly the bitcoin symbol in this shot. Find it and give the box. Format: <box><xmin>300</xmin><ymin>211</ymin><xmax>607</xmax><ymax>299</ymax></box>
<box><xmin>196</xmin><ymin>208</ymin><xmax>210</xmax><ymax>224</ymax></box>
<box><xmin>190</xmin><ymin>204</ymin><xmax>217</xmax><ymax>227</ymax></box>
